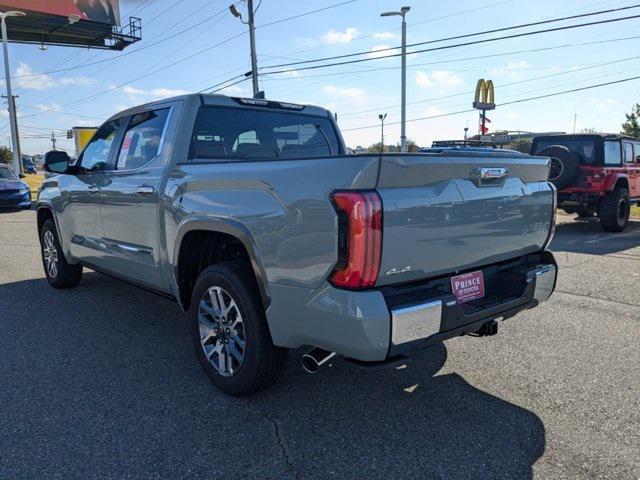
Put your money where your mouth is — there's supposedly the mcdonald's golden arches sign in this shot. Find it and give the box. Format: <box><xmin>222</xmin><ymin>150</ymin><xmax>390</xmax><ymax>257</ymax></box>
<box><xmin>473</xmin><ymin>79</ymin><xmax>495</xmax><ymax>110</ymax></box>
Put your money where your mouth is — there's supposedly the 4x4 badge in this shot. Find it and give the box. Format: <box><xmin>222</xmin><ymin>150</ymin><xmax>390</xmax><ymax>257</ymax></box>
<box><xmin>385</xmin><ymin>266</ymin><xmax>411</xmax><ymax>275</ymax></box>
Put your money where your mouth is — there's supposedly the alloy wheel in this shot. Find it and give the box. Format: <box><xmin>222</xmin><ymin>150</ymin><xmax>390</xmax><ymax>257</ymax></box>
<box><xmin>197</xmin><ymin>286</ymin><xmax>246</xmax><ymax>377</ymax></box>
<box><xmin>43</xmin><ymin>230</ymin><xmax>59</xmax><ymax>279</ymax></box>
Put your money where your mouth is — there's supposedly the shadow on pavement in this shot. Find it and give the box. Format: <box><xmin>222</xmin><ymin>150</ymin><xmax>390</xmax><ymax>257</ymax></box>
<box><xmin>1</xmin><ymin>272</ymin><xmax>545</xmax><ymax>479</ymax></box>
<box><xmin>551</xmin><ymin>218</ymin><xmax>640</xmax><ymax>256</ymax></box>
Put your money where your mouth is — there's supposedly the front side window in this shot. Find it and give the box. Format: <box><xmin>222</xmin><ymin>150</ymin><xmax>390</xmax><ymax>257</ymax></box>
<box><xmin>604</xmin><ymin>141</ymin><xmax>622</xmax><ymax>166</ymax></box>
<box><xmin>78</xmin><ymin>119</ymin><xmax>122</xmax><ymax>172</ymax></box>
<box><xmin>189</xmin><ymin>107</ymin><xmax>340</xmax><ymax>161</ymax></box>
<box><xmin>116</xmin><ymin>108</ymin><xmax>170</xmax><ymax>170</ymax></box>
<box><xmin>624</xmin><ymin>142</ymin><xmax>634</xmax><ymax>163</ymax></box>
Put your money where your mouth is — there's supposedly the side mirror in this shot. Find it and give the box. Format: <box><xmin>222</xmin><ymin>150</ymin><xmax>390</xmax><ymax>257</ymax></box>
<box><xmin>44</xmin><ymin>150</ymin><xmax>70</xmax><ymax>174</ymax></box>
<box><xmin>18</xmin><ymin>173</ymin><xmax>25</xmax><ymax>178</ymax></box>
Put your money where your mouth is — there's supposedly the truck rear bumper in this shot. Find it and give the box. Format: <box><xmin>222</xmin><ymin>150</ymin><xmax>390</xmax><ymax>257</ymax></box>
<box><xmin>266</xmin><ymin>251</ymin><xmax>557</xmax><ymax>362</ymax></box>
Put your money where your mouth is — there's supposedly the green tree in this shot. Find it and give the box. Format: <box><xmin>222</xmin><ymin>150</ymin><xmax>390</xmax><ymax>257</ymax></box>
<box><xmin>0</xmin><ymin>146</ymin><xmax>12</xmax><ymax>165</ymax></box>
<box><xmin>622</xmin><ymin>103</ymin><xmax>640</xmax><ymax>137</ymax></box>
<box><xmin>367</xmin><ymin>142</ymin><xmax>385</xmax><ymax>153</ymax></box>
<box><xmin>395</xmin><ymin>138</ymin><xmax>421</xmax><ymax>152</ymax></box>
<box><xmin>507</xmin><ymin>138</ymin><xmax>532</xmax><ymax>154</ymax></box>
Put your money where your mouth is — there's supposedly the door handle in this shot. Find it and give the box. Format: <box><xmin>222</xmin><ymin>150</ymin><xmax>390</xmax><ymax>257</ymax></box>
<box><xmin>87</xmin><ymin>186</ymin><xmax>100</xmax><ymax>194</ymax></box>
<box><xmin>135</xmin><ymin>185</ymin><xmax>155</xmax><ymax>196</ymax></box>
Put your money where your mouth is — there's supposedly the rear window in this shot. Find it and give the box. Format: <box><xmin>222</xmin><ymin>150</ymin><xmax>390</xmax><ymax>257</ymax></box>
<box><xmin>188</xmin><ymin>107</ymin><xmax>340</xmax><ymax>161</ymax></box>
<box><xmin>533</xmin><ymin>138</ymin><xmax>597</xmax><ymax>164</ymax></box>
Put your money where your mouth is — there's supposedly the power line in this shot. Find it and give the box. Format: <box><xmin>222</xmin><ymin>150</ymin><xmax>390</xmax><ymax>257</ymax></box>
<box><xmin>336</xmin><ymin>52</ymin><xmax>640</xmax><ymax>118</ymax></box>
<box><xmin>259</xmin><ymin>3</ymin><xmax>640</xmax><ymax>70</ymax></box>
<box><xmin>255</xmin><ymin>0</ymin><xmax>357</xmax><ymax>29</ymax></box>
<box><xmin>257</xmin><ymin>0</ymin><xmax>518</xmax><ymax>66</ymax></box>
<box><xmin>12</xmin><ymin>0</ymin><xmax>234</xmax><ymax>79</ymax></box>
<box><xmin>207</xmin><ymin>76</ymin><xmax>251</xmax><ymax>94</ymax></box>
<box><xmin>341</xmin><ymin>74</ymin><xmax>640</xmax><ymax>132</ymax></box>
<box><xmin>58</xmin><ymin>1</ymin><xmax>360</xmax><ymax>108</ymax></box>
<box><xmin>259</xmin><ymin>12</ymin><xmax>640</xmax><ymax>76</ymax></box>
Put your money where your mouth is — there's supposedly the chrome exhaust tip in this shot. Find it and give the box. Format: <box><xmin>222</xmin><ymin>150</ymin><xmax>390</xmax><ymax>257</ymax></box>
<box><xmin>302</xmin><ymin>348</ymin><xmax>336</xmax><ymax>374</ymax></box>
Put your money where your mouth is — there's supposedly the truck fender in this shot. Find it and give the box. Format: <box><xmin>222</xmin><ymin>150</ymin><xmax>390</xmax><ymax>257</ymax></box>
<box><xmin>36</xmin><ymin>201</ymin><xmax>73</xmax><ymax>262</ymax></box>
<box><xmin>603</xmin><ymin>173</ymin><xmax>628</xmax><ymax>192</ymax></box>
<box><xmin>171</xmin><ymin>215</ymin><xmax>271</xmax><ymax>311</ymax></box>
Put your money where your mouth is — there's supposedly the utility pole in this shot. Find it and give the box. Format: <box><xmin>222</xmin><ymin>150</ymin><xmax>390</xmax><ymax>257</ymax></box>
<box><xmin>0</xmin><ymin>10</ymin><xmax>25</xmax><ymax>175</ymax></box>
<box><xmin>2</xmin><ymin>94</ymin><xmax>20</xmax><ymax>171</ymax></box>
<box><xmin>50</xmin><ymin>131</ymin><xmax>57</xmax><ymax>151</ymax></box>
<box><xmin>573</xmin><ymin>113</ymin><xmax>577</xmax><ymax>134</ymax></box>
<box><xmin>247</xmin><ymin>0</ymin><xmax>259</xmax><ymax>96</ymax></box>
<box><xmin>381</xmin><ymin>6</ymin><xmax>410</xmax><ymax>153</ymax></box>
<box><xmin>229</xmin><ymin>2</ymin><xmax>260</xmax><ymax>97</ymax></box>
<box><xmin>379</xmin><ymin>113</ymin><xmax>387</xmax><ymax>153</ymax></box>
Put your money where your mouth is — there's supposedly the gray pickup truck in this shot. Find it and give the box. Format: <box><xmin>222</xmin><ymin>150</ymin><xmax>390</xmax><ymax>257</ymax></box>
<box><xmin>38</xmin><ymin>94</ymin><xmax>557</xmax><ymax>396</ymax></box>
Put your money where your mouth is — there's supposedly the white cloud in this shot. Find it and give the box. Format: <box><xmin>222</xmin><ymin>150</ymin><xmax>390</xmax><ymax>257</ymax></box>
<box><xmin>590</xmin><ymin>97</ymin><xmax>617</xmax><ymax>110</ymax></box>
<box><xmin>322</xmin><ymin>85</ymin><xmax>365</xmax><ymax>98</ymax></box>
<box><xmin>122</xmin><ymin>85</ymin><xmax>189</xmax><ymax>101</ymax></box>
<box><xmin>14</xmin><ymin>62</ymin><xmax>95</xmax><ymax>90</ymax></box>
<box><xmin>322</xmin><ymin>27</ymin><xmax>359</xmax><ymax>44</ymax></box>
<box><xmin>415</xmin><ymin>71</ymin><xmax>433</xmax><ymax>88</ymax></box>
<box><xmin>373</xmin><ymin>31</ymin><xmax>398</xmax><ymax>40</ymax></box>
<box><xmin>505</xmin><ymin>61</ymin><xmax>531</xmax><ymax>70</ymax></box>
<box><xmin>423</xmin><ymin>106</ymin><xmax>444</xmax><ymax>117</ymax></box>
<box><xmin>368</xmin><ymin>44</ymin><xmax>394</xmax><ymax>59</ymax></box>
<box><xmin>415</xmin><ymin>70</ymin><xmax>462</xmax><ymax>89</ymax></box>
<box><xmin>506</xmin><ymin>112</ymin><xmax>521</xmax><ymax>119</ymax></box>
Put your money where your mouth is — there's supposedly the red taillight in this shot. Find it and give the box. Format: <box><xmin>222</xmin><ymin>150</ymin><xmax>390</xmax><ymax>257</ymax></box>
<box><xmin>330</xmin><ymin>191</ymin><xmax>382</xmax><ymax>289</ymax></box>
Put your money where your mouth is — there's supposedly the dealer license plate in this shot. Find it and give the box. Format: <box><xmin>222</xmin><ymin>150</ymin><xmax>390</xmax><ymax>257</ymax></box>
<box><xmin>450</xmin><ymin>270</ymin><xmax>485</xmax><ymax>303</ymax></box>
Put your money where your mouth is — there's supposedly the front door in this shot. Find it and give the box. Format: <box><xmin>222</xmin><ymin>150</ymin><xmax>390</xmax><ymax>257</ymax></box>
<box><xmin>60</xmin><ymin>119</ymin><xmax>123</xmax><ymax>265</ymax></box>
<box><xmin>98</xmin><ymin>106</ymin><xmax>173</xmax><ymax>289</ymax></box>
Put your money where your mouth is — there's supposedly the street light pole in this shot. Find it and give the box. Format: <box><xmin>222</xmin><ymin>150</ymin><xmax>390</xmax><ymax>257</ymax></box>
<box><xmin>379</xmin><ymin>113</ymin><xmax>387</xmax><ymax>153</ymax></box>
<box><xmin>381</xmin><ymin>6</ymin><xmax>410</xmax><ymax>153</ymax></box>
<box><xmin>400</xmin><ymin>11</ymin><xmax>407</xmax><ymax>153</ymax></box>
<box><xmin>0</xmin><ymin>10</ymin><xmax>24</xmax><ymax>175</ymax></box>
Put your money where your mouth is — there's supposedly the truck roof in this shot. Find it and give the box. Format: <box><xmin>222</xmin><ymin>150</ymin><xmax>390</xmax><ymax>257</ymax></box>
<box><xmin>110</xmin><ymin>93</ymin><xmax>331</xmax><ymax>120</ymax></box>
<box><xmin>534</xmin><ymin>132</ymin><xmax>638</xmax><ymax>141</ymax></box>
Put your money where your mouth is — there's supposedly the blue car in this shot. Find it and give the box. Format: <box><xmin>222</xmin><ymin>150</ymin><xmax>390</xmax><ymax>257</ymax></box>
<box><xmin>0</xmin><ymin>164</ymin><xmax>31</xmax><ymax>209</ymax></box>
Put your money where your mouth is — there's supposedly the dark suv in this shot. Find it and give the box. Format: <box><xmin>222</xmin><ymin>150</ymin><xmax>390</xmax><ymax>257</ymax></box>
<box><xmin>531</xmin><ymin>133</ymin><xmax>639</xmax><ymax>232</ymax></box>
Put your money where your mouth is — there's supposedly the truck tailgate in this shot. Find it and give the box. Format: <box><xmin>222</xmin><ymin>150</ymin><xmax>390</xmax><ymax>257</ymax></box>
<box><xmin>375</xmin><ymin>153</ymin><xmax>553</xmax><ymax>286</ymax></box>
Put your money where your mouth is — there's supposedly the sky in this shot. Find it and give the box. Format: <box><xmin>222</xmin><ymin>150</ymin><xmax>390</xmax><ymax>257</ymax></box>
<box><xmin>3</xmin><ymin>0</ymin><xmax>640</xmax><ymax>154</ymax></box>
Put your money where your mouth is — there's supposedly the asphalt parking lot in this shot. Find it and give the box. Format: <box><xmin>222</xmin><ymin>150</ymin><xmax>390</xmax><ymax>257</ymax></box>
<box><xmin>0</xmin><ymin>209</ymin><xmax>638</xmax><ymax>480</ymax></box>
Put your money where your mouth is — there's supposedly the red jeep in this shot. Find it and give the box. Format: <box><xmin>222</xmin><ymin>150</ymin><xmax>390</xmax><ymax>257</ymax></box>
<box><xmin>531</xmin><ymin>134</ymin><xmax>639</xmax><ymax>232</ymax></box>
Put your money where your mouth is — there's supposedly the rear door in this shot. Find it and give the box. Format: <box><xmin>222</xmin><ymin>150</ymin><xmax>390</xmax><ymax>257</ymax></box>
<box><xmin>98</xmin><ymin>104</ymin><xmax>175</xmax><ymax>289</ymax></box>
<box><xmin>623</xmin><ymin>141</ymin><xmax>639</xmax><ymax>197</ymax></box>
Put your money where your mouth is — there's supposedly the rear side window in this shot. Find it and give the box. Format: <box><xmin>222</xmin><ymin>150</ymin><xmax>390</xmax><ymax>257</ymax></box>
<box><xmin>604</xmin><ymin>141</ymin><xmax>622</xmax><ymax>166</ymax></box>
<box><xmin>624</xmin><ymin>142</ymin><xmax>634</xmax><ymax>163</ymax></box>
<box><xmin>188</xmin><ymin>107</ymin><xmax>340</xmax><ymax>161</ymax></box>
<box><xmin>116</xmin><ymin>108</ymin><xmax>170</xmax><ymax>170</ymax></box>
<box><xmin>635</xmin><ymin>142</ymin><xmax>640</xmax><ymax>162</ymax></box>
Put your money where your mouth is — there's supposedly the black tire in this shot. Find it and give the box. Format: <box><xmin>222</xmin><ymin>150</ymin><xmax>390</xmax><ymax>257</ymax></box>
<box><xmin>190</xmin><ymin>261</ymin><xmax>289</xmax><ymax>396</ymax></box>
<box><xmin>598</xmin><ymin>187</ymin><xmax>630</xmax><ymax>232</ymax></box>
<box><xmin>538</xmin><ymin>145</ymin><xmax>582</xmax><ymax>190</ymax></box>
<box><xmin>40</xmin><ymin>218</ymin><xmax>82</xmax><ymax>288</ymax></box>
